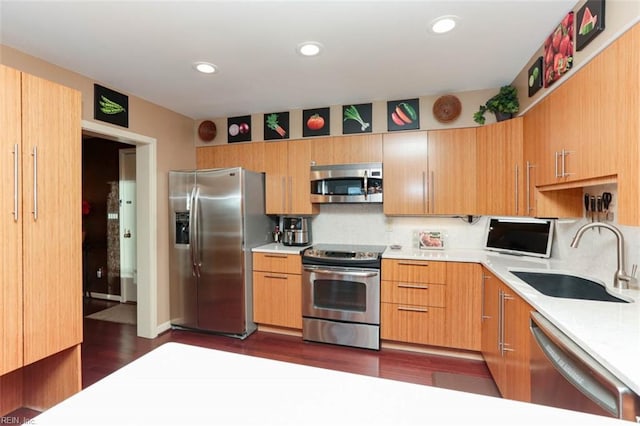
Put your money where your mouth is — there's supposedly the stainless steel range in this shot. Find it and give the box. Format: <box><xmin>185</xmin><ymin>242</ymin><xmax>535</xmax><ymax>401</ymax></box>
<box><xmin>301</xmin><ymin>243</ymin><xmax>386</xmax><ymax>350</ymax></box>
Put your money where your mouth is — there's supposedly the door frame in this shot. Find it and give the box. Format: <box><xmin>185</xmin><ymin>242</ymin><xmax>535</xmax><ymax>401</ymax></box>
<box><xmin>119</xmin><ymin>148</ymin><xmax>137</xmax><ymax>303</ymax></box>
<box><xmin>82</xmin><ymin>120</ymin><xmax>158</xmax><ymax>339</ymax></box>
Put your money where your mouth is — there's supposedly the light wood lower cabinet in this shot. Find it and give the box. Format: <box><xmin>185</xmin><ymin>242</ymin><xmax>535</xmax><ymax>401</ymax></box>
<box><xmin>252</xmin><ymin>253</ymin><xmax>302</xmax><ymax>330</ymax></box>
<box><xmin>481</xmin><ymin>267</ymin><xmax>532</xmax><ymax>402</ymax></box>
<box><xmin>380</xmin><ymin>260</ymin><xmax>481</xmax><ymax>351</ymax></box>
<box><xmin>0</xmin><ymin>65</ymin><xmax>82</xmax><ymax>415</ymax></box>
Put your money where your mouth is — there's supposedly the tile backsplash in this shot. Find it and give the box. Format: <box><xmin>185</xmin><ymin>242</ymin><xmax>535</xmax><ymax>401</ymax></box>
<box><xmin>309</xmin><ymin>197</ymin><xmax>640</xmax><ymax>287</ymax></box>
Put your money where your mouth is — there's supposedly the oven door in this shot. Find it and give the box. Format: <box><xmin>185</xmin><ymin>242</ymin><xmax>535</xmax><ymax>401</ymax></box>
<box><xmin>302</xmin><ymin>265</ymin><xmax>380</xmax><ymax>324</ymax></box>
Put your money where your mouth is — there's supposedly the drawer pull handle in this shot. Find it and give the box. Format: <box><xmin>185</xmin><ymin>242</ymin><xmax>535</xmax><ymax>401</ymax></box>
<box><xmin>398</xmin><ymin>306</ymin><xmax>428</xmax><ymax>313</ymax></box>
<box><xmin>264</xmin><ymin>274</ymin><xmax>288</xmax><ymax>280</ymax></box>
<box><xmin>397</xmin><ymin>262</ymin><xmax>429</xmax><ymax>267</ymax></box>
<box><xmin>264</xmin><ymin>254</ymin><xmax>288</xmax><ymax>259</ymax></box>
<box><xmin>398</xmin><ymin>284</ymin><xmax>428</xmax><ymax>289</ymax></box>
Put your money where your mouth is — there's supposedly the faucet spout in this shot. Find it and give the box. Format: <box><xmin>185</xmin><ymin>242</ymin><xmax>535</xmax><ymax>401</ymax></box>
<box><xmin>570</xmin><ymin>222</ymin><xmax>637</xmax><ymax>289</ymax></box>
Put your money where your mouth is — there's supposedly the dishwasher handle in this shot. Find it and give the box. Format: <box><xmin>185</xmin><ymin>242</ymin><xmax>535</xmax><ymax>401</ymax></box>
<box><xmin>530</xmin><ymin>312</ymin><xmax>635</xmax><ymax>419</ymax></box>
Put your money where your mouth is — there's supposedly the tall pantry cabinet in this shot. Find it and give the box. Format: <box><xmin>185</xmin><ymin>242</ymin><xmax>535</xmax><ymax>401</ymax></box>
<box><xmin>0</xmin><ymin>65</ymin><xmax>83</xmax><ymax>415</ymax></box>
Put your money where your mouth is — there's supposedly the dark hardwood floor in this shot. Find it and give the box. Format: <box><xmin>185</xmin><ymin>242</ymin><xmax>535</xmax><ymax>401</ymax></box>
<box><xmin>11</xmin><ymin>297</ymin><xmax>500</xmax><ymax>424</ymax></box>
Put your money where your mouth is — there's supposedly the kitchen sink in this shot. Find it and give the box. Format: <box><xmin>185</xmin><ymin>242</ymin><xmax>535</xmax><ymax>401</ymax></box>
<box><xmin>510</xmin><ymin>271</ymin><xmax>631</xmax><ymax>303</ymax></box>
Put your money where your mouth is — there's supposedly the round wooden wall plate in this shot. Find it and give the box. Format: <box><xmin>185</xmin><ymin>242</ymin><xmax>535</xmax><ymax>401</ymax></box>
<box><xmin>432</xmin><ymin>95</ymin><xmax>462</xmax><ymax>123</ymax></box>
<box><xmin>198</xmin><ymin>120</ymin><xmax>217</xmax><ymax>143</ymax></box>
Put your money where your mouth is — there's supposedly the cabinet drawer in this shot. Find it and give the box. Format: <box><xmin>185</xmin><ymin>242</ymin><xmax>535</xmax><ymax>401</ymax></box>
<box><xmin>380</xmin><ymin>303</ymin><xmax>446</xmax><ymax>346</ymax></box>
<box><xmin>252</xmin><ymin>271</ymin><xmax>302</xmax><ymax>329</ymax></box>
<box><xmin>253</xmin><ymin>252</ymin><xmax>301</xmax><ymax>274</ymax></box>
<box><xmin>381</xmin><ymin>259</ymin><xmax>446</xmax><ymax>284</ymax></box>
<box><xmin>381</xmin><ymin>280</ymin><xmax>445</xmax><ymax>307</ymax></box>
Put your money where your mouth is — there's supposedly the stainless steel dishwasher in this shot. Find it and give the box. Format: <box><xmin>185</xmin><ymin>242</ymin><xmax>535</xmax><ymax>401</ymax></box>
<box><xmin>530</xmin><ymin>312</ymin><xmax>639</xmax><ymax>421</ymax></box>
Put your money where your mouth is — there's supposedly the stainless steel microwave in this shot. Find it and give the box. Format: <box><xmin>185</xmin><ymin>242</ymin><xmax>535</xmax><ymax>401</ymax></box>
<box><xmin>310</xmin><ymin>162</ymin><xmax>382</xmax><ymax>203</ymax></box>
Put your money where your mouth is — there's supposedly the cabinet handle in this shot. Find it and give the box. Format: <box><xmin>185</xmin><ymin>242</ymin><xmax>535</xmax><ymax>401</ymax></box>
<box><xmin>526</xmin><ymin>161</ymin><xmax>535</xmax><ymax>213</ymax></box>
<box><xmin>422</xmin><ymin>171</ymin><xmax>427</xmax><ymax>213</ymax></box>
<box><xmin>397</xmin><ymin>262</ymin><xmax>429</xmax><ymax>267</ymax></box>
<box><xmin>398</xmin><ymin>284</ymin><xmax>428</xmax><ymax>289</ymax></box>
<box><xmin>430</xmin><ymin>171</ymin><xmax>435</xmax><ymax>213</ymax></box>
<box><xmin>32</xmin><ymin>146</ymin><xmax>38</xmax><ymax>221</ymax></box>
<box><xmin>264</xmin><ymin>274</ymin><xmax>288</xmax><ymax>280</ymax></box>
<box><xmin>288</xmin><ymin>176</ymin><xmax>293</xmax><ymax>213</ymax></box>
<box><xmin>264</xmin><ymin>254</ymin><xmax>288</xmax><ymax>259</ymax></box>
<box><xmin>554</xmin><ymin>151</ymin><xmax>561</xmax><ymax>178</ymax></box>
<box><xmin>500</xmin><ymin>291</ymin><xmax>515</xmax><ymax>355</ymax></box>
<box><xmin>398</xmin><ymin>306</ymin><xmax>428</xmax><ymax>313</ymax></box>
<box><xmin>514</xmin><ymin>164</ymin><xmax>519</xmax><ymax>215</ymax></box>
<box><xmin>481</xmin><ymin>275</ymin><xmax>490</xmax><ymax>320</ymax></box>
<box><xmin>498</xmin><ymin>289</ymin><xmax>504</xmax><ymax>353</ymax></box>
<box><xmin>13</xmin><ymin>144</ymin><xmax>19</xmax><ymax>221</ymax></box>
<box><xmin>281</xmin><ymin>177</ymin><xmax>286</xmax><ymax>212</ymax></box>
<box><xmin>561</xmin><ymin>149</ymin><xmax>574</xmax><ymax>177</ymax></box>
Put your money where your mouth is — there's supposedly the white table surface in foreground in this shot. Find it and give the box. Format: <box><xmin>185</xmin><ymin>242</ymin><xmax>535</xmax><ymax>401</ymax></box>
<box><xmin>33</xmin><ymin>342</ymin><xmax>629</xmax><ymax>426</ymax></box>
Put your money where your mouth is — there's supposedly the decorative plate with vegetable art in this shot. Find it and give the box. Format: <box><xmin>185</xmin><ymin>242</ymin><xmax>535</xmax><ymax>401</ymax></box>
<box><xmin>342</xmin><ymin>103</ymin><xmax>372</xmax><ymax>134</ymax></box>
<box><xmin>387</xmin><ymin>98</ymin><xmax>419</xmax><ymax>131</ymax></box>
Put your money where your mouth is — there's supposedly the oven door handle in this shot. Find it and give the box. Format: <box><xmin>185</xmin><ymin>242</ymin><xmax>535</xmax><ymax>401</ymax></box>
<box><xmin>303</xmin><ymin>266</ymin><xmax>378</xmax><ymax>278</ymax></box>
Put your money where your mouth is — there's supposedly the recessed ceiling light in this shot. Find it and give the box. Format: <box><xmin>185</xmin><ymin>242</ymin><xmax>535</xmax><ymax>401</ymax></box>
<box><xmin>193</xmin><ymin>62</ymin><xmax>218</xmax><ymax>74</ymax></box>
<box><xmin>431</xmin><ymin>16</ymin><xmax>458</xmax><ymax>34</ymax></box>
<box><xmin>297</xmin><ymin>41</ymin><xmax>323</xmax><ymax>57</ymax></box>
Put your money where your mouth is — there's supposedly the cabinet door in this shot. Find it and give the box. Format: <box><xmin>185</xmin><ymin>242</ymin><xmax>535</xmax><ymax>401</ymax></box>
<box><xmin>196</xmin><ymin>145</ymin><xmax>226</xmax><ymax>169</ymax></box>
<box><xmin>287</xmin><ymin>139</ymin><xmax>317</xmax><ymax>215</ymax></box>
<box><xmin>0</xmin><ymin>65</ymin><xmax>23</xmax><ymax>375</ymax></box>
<box><xmin>21</xmin><ymin>73</ymin><xmax>82</xmax><ymax>365</ymax></box>
<box><xmin>476</xmin><ymin>119</ymin><xmax>524</xmax><ymax>216</ymax></box>
<box><xmin>253</xmin><ymin>272</ymin><xmax>302</xmax><ymax>329</ymax></box>
<box><xmin>196</xmin><ymin>143</ymin><xmax>265</xmax><ymax>172</ymax></box>
<box><xmin>445</xmin><ymin>263</ymin><xmax>481</xmax><ymax>351</ymax></box>
<box><xmin>264</xmin><ymin>141</ymin><xmax>289</xmax><ymax>214</ymax></box>
<box><xmin>381</xmin><ymin>303</ymin><xmax>445</xmax><ymax>346</ymax></box>
<box><xmin>480</xmin><ymin>269</ymin><xmax>503</xmax><ymax>391</ymax></box>
<box><xmin>523</xmin><ymin>97</ymin><xmax>550</xmax><ymax>215</ymax></box>
<box><xmin>427</xmin><ymin>128</ymin><xmax>477</xmax><ymax>215</ymax></box>
<box><xmin>333</xmin><ymin>134</ymin><xmax>383</xmax><ymax>164</ymax></box>
<box><xmin>382</xmin><ymin>132</ymin><xmax>428</xmax><ymax>215</ymax></box>
<box><xmin>309</xmin><ymin>137</ymin><xmax>334</xmax><ymax>166</ymax></box>
<box><xmin>502</xmin><ymin>289</ymin><xmax>533</xmax><ymax>402</ymax></box>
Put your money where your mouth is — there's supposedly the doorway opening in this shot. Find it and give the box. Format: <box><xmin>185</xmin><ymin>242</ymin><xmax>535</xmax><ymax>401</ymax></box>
<box><xmin>81</xmin><ymin>120</ymin><xmax>157</xmax><ymax>339</ymax></box>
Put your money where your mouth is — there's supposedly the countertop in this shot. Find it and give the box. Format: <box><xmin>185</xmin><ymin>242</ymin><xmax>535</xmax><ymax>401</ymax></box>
<box><xmin>252</xmin><ymin>242</ymin><xmax>310</xmax><ymax>254</ymax></box>
<box><xmin>32</xmin><ymin>342</ymin><xmax>630</xmax><ymax>425</ymax></box>
<box><xmin>384</xmin><ymin>247</ymin><xmax>640</xmax><ymax>396</ymax></box>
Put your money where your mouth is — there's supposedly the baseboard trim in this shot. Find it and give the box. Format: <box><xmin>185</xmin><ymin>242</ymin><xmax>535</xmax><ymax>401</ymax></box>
<box><xmin>257</xmin><ymin>325</ymin><xmax>302</xmax><ymax>337</ymax></box>
<box><xmin>156</xmin><ymin>321</ymin><xmax>172</xmax><ymax>336</ymax></box>
<box><xmin>381</xmin><ymin>341</ymin><xmax>484</xmax><ymax>361</ymax></box>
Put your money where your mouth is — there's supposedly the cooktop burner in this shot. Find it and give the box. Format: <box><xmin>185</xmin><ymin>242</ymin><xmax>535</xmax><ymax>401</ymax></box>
<box><xmin>302</xmin><ymin>243</ymin><xmax>387</xmax><ymax>267</ymax></box>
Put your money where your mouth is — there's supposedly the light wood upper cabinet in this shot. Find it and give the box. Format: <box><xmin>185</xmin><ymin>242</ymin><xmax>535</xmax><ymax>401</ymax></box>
<box><xmin>310</xmin><ymin>134</ymin><xmax>383</xmax><ymax>166</ymax></box>
<box><xmin>476</xmin><ymin>118</ymin><xmax>524</xmax><ymax>216</ymax></box>
<box><xmin>196</xmin><ymin>142</ymin><xmax>265</xmax><ymax>172</ymax></box>
<box><xmin>382</xmin><ymin>131</ymin><xmax>429</xmax><ymax>215</ymax></box>
<box><xmin>428</xmin><ymin>128</ymin><xmax>477</xmax><ymax>215</ymax></box>
<box><xmin>1</xmin><ymin>65</ymin><xmax>23</xmax><ymax>376</ymax></box>
<box><xmin>264</xmin><ymin>139</ymin><xmax>318</xmax><ymax>215</ymax></box>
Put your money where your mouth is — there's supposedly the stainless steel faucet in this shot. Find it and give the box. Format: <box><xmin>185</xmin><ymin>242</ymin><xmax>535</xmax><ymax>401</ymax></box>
<box><xmin>570</xmin><ymin>222</ymin><xmax>638</xmax><ymax>289</ymax></box>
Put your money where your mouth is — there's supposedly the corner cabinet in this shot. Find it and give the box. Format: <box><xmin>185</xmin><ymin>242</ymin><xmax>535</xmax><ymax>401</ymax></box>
<box><xmin>481</xmin><ymin>268</ymin><xmax>532</xmax><ymax>402</ymax></box>
<box><xmin>252</xmin><ymin>252</ymin><xmax>302</xmax><ymax>330</ymax></box>
<box><xmin>0</xmin><ymin>65</ymin><xmax>82</xmax><ymax>415</ymax></box>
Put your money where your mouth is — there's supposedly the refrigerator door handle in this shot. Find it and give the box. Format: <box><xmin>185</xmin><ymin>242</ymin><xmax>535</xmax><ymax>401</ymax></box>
<box><xmin>193</xmin><ymin>186</ymin><xmax>202</xmax><ymax>277</ymax></box>
<box><xmin>188</xmin><ymin>186</ymin><xmax>198</xmax><ymax>277</ymax></box>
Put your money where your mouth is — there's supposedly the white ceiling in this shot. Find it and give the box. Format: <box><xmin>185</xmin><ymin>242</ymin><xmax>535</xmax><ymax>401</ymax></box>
<box><xmin>0</xmin><ymin>0</ymin><xmax>577</xmax><ymax>120</ymax></box>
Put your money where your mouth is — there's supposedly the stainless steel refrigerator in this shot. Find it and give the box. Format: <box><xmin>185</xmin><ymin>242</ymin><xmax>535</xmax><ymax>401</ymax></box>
<box><xmin>168</xmin><ymin>167</ymin><xmax>273</xmax><ymax>338</ymax></box>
